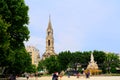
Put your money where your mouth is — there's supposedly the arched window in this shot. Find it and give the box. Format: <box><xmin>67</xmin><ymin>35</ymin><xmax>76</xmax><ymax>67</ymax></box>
<box><xmin>48</xmin><ymin>40</ymin><xmax>50</xmax><ymax>46</ymax></box>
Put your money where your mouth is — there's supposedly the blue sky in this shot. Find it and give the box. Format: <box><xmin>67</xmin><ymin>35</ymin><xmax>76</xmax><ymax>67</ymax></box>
<box><xmin>25</xmin><ymin>0</ymin><xmax>120</xmax><ymax>55</ymax></box>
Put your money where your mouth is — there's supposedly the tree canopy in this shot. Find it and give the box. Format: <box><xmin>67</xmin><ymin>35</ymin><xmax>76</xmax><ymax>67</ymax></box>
<box><xmin>38</xmin><ymin>50</ymin><xmax>120</xmax><ymax>74</ymax></box>
<box><xmin>43</xmin><ymin>56</ymin><xmax>60</xmax><ymax>74</ymax></box>
<box><xmin>0</xmin><ymin>17</ymin><xmax>10</xmax><ymax>68</ymax></box>
<box><xmin>0</xmin><ymin>0</ymin><xmax>31</xmax><ymax>75</ymax></box>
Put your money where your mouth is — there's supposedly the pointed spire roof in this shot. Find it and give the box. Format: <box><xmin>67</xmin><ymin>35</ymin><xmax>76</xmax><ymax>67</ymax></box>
<box><xmin>90</xmin><ymin>52</ymin><xmax>94</xmax><ymax>62</ymax></box>
<box><xmin>47</xmin><ymin>15</ymin><xmax>53</xmax><ymax>30</ymax></box>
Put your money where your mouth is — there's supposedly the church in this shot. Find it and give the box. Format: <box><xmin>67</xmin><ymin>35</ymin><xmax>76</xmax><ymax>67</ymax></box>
<box><xmin>26</xmin><ymin>16</ymin><xmax>56</xmax><ymax>62</ymax></box>
<box><xmin>42</xmin><ymin>16</ymin><xmax>56</xmax><ymax>60</ymax></box>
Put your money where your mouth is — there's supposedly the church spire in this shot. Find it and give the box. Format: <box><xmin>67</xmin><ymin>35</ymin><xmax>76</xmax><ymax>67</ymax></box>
<box><xmin>42</xmin><ymin>16</ymin><xmax>56</xmax><ymax>60</ymax></box>
<box><xmin>47</xmin><ymin>15</ymin><xmax>53</xmax><ymax>30</ymax></box>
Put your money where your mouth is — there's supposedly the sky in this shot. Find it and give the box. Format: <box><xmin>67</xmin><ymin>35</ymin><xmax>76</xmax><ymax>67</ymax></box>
<box><xmin>24</xmin><ymin>0</ymin><xmax>120</xmax><ymax>56</ymax></box>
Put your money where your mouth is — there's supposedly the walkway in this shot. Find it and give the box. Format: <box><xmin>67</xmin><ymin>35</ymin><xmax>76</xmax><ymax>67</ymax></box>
<box><xmin>17</xmin><ymin>76</ymin><xmax>120</xmax><ymax>80</ymax></box>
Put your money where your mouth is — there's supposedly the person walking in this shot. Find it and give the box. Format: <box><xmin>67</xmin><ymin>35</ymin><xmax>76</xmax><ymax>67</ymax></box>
<box><xmin>35</xmin><ymin>72</ymin><xmax>38</xmax><ymax>80</ymax></box>
<box><xmin>77</xmin><ymin>72</ymin><xmax>80</xmax><ymax>78</ymax></box>
<box><xmin>9</xmin><ymin>74</ymin><xmax>16</xmax><ymax>80</ymax></box>
<box><xmin>85</xmin><ymin>70</ymin><xmax>90</xmax><ymax>78</ymax></box>
<box><xmin>52</xmin><ymin>72</ymin><xmax>58</xmax><ymax>80</ymax></box>
<box><xmin>67</xmin><ymin>72</ymin><xmax>70</xmax><ymax>78</ymax></box>
<box><xmin>59</xmin><ymin>71</ymin><xmax>64</xmax><ymax>80</ymax></box>
<box><xmin>26</xmin><ymin>73</ymin><xmax>29</xmax><ymax>80</ymax></box>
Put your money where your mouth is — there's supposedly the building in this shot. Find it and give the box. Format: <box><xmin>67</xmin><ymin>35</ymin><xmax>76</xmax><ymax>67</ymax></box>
<box><xmin>26</xmin><ymin>46</ymin><xmax>40</xmax><ymax>67</ymax></box>
<box><xmin>42</xmin><ymin>16</ymin><xmax>56</xmax><ymax>60</ymax></box>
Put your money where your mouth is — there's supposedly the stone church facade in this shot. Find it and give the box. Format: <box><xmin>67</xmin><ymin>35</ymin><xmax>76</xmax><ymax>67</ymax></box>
<box><xmin>42</xmin><ymin>17</ymin><xmax>56</xmax><ymax>60</ymax></box>
<box><xmin>26</xmin><ymin>46</ymin><xmax>40</xmax><ymax>67</ymax></box>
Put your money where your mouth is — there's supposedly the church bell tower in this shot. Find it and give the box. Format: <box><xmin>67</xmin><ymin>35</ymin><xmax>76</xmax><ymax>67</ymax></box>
<box><xmin>42</xmin><ymin>16</ymin><xmax>56</xmax><ymax>59</ymax></box>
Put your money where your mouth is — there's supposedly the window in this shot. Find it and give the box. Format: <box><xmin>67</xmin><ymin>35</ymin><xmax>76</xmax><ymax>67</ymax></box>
<box><xmin>48</xmin><ymin>40</ymin><xmax>50</xmax><ymax>46</ymax></box>
<box><xmin>48</xmin><ymin>32</ymin><xmax>50</xmax><ymax>35</ymax></box>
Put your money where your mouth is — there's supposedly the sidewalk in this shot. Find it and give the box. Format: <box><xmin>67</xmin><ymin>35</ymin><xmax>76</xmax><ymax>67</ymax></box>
<box><xmin>17</xmin><ymin>76</ymin><xmax>120</xmax><ymax>80</ymax></box>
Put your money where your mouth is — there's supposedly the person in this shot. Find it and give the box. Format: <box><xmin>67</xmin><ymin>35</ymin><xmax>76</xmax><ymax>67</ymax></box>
<box><xmin>35</xmin><ymin>72</ymin><xmax>38</xmax><ymax>80</ymax></box>
<box><xmin>85</xmin><ymin>70</ymin><xmax>90</xmax><ymax>78</ymax></box>
<box><xmin>52</xmin><ymin>73</ymin><xmax>55</xmax><ymax>80</ymax></box>
<box><xmin>9</xmin><ymin>74</ymin><xmax>15</xmax><ymax>80</ymax></box>
<box><xmin>76</xmin><ymin>72</ymin><xmax>80</xmax><ymax>78</ymax></box>
<box><xmin>81</xmin><ymin>68</ymin><xmax>84</xmax><ymax>75</ymax></box>
<box><xmin>9</xmin><ymin>74</ymin><xmax>13</xmax><ymax>80</ymax></box>
<box><xmin>26</xmin><ymin>74</ymin><xmax>29</xmax><ymax>80</ymax></box>
<box><xmin>59</xmin><ymin>71</ymin><xmax>64</xmax><ymax>80</ymax></box>
<box><xmin>67</xmin><ymin>72</ymin><xmax>70</xmax><ymax>78</ymax></box>
<box><xmin>88</xmin><ymin>70</ymin><xmax>90</xmax><ymax>78</ymax></box>
<box><xmin>52</xmin><ymin>72</ymin><xmax>58</xmax><ymax>80</ymax></box>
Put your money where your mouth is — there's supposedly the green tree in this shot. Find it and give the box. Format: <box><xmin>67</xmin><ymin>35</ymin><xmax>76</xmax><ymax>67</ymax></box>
<box><xmin>25</xmin><ymin>64</ymin><xmax>37</xmax><ymax>73</ymax></box>
<box><xmin>0</xmin><ymin>0</ymin><xmax>29</xmax><ymax>48</ymax></box>
<box><xmin>58</xmin><ymin>51</ymin><xmax>72</xmax><ymax>71</ymax></box>
<box><xmin>93</xmin><ymin>50</ymin><xmax>106</xmax><ymax>65</ymax></box>
<box><xmin>44</xmin><ymin>56</ymin><xmax>60</xmax><ymax>74</ymax></box>
<box><xmin>0</xmin><ymin>17</ymin><xmax>10</xmax><ymax>74</ymax></box>
<box><xmin>92</xmin><ymin>50</ymin><xmax>106</xmax><ymax>73</ymax></box>
<box><xmin>70</xmin><ymin>51</ymin><xmax>82</xmax><ymax>71</ymax></box>
<box><xmin>0</xmin><ymin>0</ymin><xmax>30</xmax><ymax>76</ymax></box>
<box><xmin>81</xmin><ymin>51</ymin><xmax>91</xmax><ymax>68</ymax></box>
<box><xmin>105</xmin><ymin>53</ymin><xmax>120</xmax><ymax>73</ymax></box>
<box><xmin>37</xmin><ymin>60</ymin><xmax>45</xmax><ymax>72</ymax></box>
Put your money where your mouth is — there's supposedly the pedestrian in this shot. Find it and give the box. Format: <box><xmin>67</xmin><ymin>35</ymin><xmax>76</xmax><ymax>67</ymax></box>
<box><xmin>77</xmin><ymin>72</ymin><xmax>80</xmax><ymax>78</ymax></box>
<box><xmin>85</xmin><ymin>70</ymin><xmax>90</xmax><ymax>78</ymax></box>
<box><xmin>56</xmin><ymin>72</ymin><xmax>58</xmax><ymax>80</ymax></box>
<box><xmin>52</xmin><ymin>72</ymin><xmax>58</xmax><ymax>80</ymax></box>
<box><xmin>26</xmin><ymin>73</ymin><xmax>29</xmax><ymax>80</ymax></box>
<box><xmin>52</xmin><ymin>72</ymin><xmax>56</xmax><ymax>80</ymax></box>
<box><xmin>35</xmin><ymin>72</ymin><xmax>38</xmax><ymax>80</ymax></box>
<box><xmin>87</xmin><ymin>70</ymin><xmax>90</xmax><ymax>78</ymax></box>
<box><xmin>9</xmin><ymin>74</ymin><xmax>16</xmax><ymax>80</ymax></box>
<box><xmin>59</xmin><ymin>71</ymin><xmax>64</xmax><ymax>80</ymax></box>
<box><xmin>67</xmin><ymin>72</ymin><xmax>70</xmax><ymax>78</ymax></box>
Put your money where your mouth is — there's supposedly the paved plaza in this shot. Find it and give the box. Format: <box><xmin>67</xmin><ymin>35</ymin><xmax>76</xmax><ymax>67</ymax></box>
<box><xmin>17</xmin><ymin>76</ymin><xmax>120</xmax><ymax>80</ymax></box>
